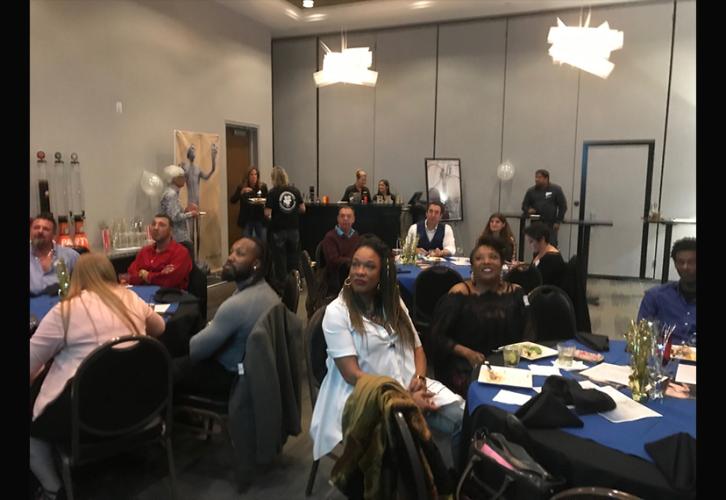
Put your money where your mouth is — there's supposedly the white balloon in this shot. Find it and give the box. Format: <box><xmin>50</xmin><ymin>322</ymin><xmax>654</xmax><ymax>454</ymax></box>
<box><xmin>140</xmin><ymin>170</ymin><xmax>164</xmax><ymax>197</ymax></box>
<box><xmin>497</xmin><ymin>161</ymin><xmax>515</xmax><ymax>181</ymax></box>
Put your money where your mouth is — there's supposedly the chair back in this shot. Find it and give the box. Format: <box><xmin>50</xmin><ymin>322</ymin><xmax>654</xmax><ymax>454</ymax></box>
<box><xmin>392</xmin><ymin>411</ymin><xmax>432</xmax><ymax>500</ymax></box>
<box><xmin>505</xmin><ymin>264</ymin><xmax>543</xmax><ymax>294</ymax></box>
<box><xmin>282</xmin><ymin>271</ymin><xmax>301</xmax><ymax>313</ymax></box>
<box><xmin>413</xmin><ymin>266</ymin><xmax>464</xmax><ymax>328</ymax></box>
<box><xmin>550</xmin><ymin>486</ymin><xmax>643</xmax><ymax>499</ymax></box>
<box><xmin>303</xmin><ymin>306</ymin><xmax>328</xmax><ymax>408</ymax></box>
<box><xmin>300</xmin><ymin>250</ymin><xmax>319</xmax><ymax>315</ymax></box>
<box><xmin>188</xmin><ymin>264</ymin><xmax>208</xmax><ymax>324</ymax></box>
<box><xmin>70</xmin><ymin>335</ymin><xmax>172</xmax><ymax>456</ymax></box>
<box><xmin>560</xmin><ymin>255</ymin><xmax>592</xmax><ymax>333</ymax></box>
<box><xmin>527</xmin><ymin>285</ymin><xmax>577</xmax><ymax>342</ymax></box>
<box><xmin>314</xmin><ymin>241</ymin><xmax>326</xmax><ymax>269</ymax></box>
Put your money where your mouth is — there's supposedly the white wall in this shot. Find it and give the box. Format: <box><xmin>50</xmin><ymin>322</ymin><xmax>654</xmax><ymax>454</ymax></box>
<box><xmin>272</xmin><ymin>0</ymin><xmax>695</xmax><ymax>277</ymax></box>
<box><xmin>30</xmin><ymin>0</ymin><xmax>273</xmax><ymax>266</ymax></box>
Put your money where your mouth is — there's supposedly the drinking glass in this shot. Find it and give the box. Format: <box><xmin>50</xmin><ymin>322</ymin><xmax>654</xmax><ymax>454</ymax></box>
<box><xmin>557</xmin><ymin>343</ymin><xmax>575</xmax><ymax>367</ymax></box>
<box><xmin>503</xmin><ymin>345</ymin><xmax>521</xmax><ymax>367</ymax></box>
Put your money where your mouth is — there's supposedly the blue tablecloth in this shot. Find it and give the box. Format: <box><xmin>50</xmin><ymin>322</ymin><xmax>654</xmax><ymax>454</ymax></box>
<box><xmin>396</xmin><ymin>260</ymin><xmax>472</xmax><ymax>295</ymax></box>
<box><xmin>467</xmin><ymin>339</ymin><xmax>696</xmax><ymax>462</ymax></box>
<box><xmin>30</xmin><ymin>285</ymin><xmax>179</xmax><ymax>323</ymax></box>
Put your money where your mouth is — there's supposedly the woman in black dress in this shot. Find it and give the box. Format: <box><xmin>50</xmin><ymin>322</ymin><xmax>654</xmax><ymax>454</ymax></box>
<box><xmin>430</xmin><ymin>236</ymin><xmax>532</xmax><ymax>396</ymax></box>
<box><xmin>522</xmin><ymin>222</ymin><xmax>566</xmax><ymax>287</ymax></box>
<box><xmin>230</xmin><ymin>167</ymin><xmax>268</xmax><ymax>242</ymax></box>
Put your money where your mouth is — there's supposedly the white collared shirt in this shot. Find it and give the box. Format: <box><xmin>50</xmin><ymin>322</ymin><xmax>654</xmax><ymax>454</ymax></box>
<box><xmin>407</xmin><ymin>221</ymin><xmax>456</xmax><ymax>255</ymax></box>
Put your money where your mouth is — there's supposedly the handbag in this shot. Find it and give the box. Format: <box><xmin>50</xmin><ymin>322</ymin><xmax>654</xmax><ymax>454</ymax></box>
<box><xmin>456</xmin><ymin>428</ymin><xmax>565</xmax><ymax>500</ymax></box>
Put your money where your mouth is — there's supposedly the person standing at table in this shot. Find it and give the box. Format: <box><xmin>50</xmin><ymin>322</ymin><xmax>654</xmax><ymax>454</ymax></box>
<box><xmin>265</xmin><ymin>166</ymin><xmax>305</xmax><ymax>286</ymax></box>
<box><xmin>406</xmin><ymin>201</ymin><xmax>456</xmax><ymax>257</ymax></box>
<box><xmin>430</xmin><ymin>237</ymin><xmax>530</xmax><ymax>397</ymax></box>
<box><xmin>321</xmin><ymin>205</ymin><xmax>360</xmax><ymax>296</ymax></box>
<box><xmin>160</xmin><ymin>164</ymin><xmax>199</xmax><ymax>258</ymax></box>
<box><xmin>637</xmin><ymin>237</ymin><xmax>697</xmax><ymax>346</ymax></box>
<box><xmin>30</xmin><ymin>253</ymin><xmax>165</xmax><ymax>500</ymax></box>
<box><xmin>30</xmin><ymin>213</ymin><xmax>80</xmax><ymax>296</ymax></box>
<box><xmin>126</xmin><ymin>214</ymin><xmax>193</xmax><ymax>290</ymax></box>
<box><xmin>230</xmin><ymin>167</ymin><xmax>268</xmax><ymax>242</ymax></box>
<box><xmin>175</xmin><ymin>236</ymin><xmax>280</xmax><ymax>399</ymax></box>
<box><xmin>341</xmin><ymin>169</ymin><xmax>372</xmax><ymax>204</ymax></box>
<box><xmin>521</xmin><ymin>169</ymin><xmax>567</xmax><ymax>248</ymax></box>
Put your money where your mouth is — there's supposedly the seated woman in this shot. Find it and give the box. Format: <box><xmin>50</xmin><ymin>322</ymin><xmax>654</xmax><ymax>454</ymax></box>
<box><xmin>478</xmin><ymin>212</ymin><xmax>516</xmax><ymax>262</ymax></box>
<box><xmin>29</xmin><ymin>253</ymin><xmax>165</xmax><ymax>500</ymax></box>
<box><xmin>519</xmin><ymin>221</ymin><xmax>566</xmax><ymax>287</ymax></box>
<box><xmin>430</xmin><ymin>237</ymin><xmax>531</xmax><ymax>397</ymax></box>
<box><xmin>374</xmin><ymin>179</ymin><xmax>397</xmax><ymax>204</ymax></box>
<box><xmin>309</xmin><ymin>235</ymin><xmax>462</xmax><ymax>463</ymax></box>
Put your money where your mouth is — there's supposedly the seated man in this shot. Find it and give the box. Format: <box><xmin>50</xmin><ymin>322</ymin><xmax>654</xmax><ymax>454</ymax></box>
<box><xmin>637</xmin><ymin>237</ymin><xmax>696</xmax><ymax>345</ymax></box>
<box><xmin>29</xmin><ymin>213</ymin><xmax>80</xmax><ymax>296</ymax></box>
<box><xmin>127</xmin><ymin>214</ymin><xmax>193</xmax><ymax>289</ymax></box>
<box><xmin>321</xmin><ymin>206</ymin><xmax>360</xmax><ymax>295</ymax></box>
<box><xmin>406</xmin><ymin>201</ymin><xmax>456</xmax><ymax>257</ymax></box>
<box><xmin>174</xmin><ymin>236</ymin><xmax>280</xmax><ymax>399</ymax></box>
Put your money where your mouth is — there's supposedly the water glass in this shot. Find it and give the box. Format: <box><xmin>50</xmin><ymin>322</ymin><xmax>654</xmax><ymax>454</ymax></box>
<box><xmin>503</xmin><ymin>345</ymin><xmax>521</xmax><ymax>367</ymax></box>
<box><xmin>557</xmin><ymin>343</ymin><xmax>575</xmax><ymax>367</ymax></box>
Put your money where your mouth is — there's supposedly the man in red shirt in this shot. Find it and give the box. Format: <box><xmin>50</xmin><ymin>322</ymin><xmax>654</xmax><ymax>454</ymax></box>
<box><xmin>127</xmin><ymin>214</ymin><xmax>193</xmax><ymax>289</ymax></box>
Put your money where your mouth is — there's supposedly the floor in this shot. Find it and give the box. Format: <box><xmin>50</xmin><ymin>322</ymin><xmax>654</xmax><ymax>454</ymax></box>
<box><xmin>47</xmin><ymin>276</ymin><xmax>658</xmax><ymax>499</ymax></box>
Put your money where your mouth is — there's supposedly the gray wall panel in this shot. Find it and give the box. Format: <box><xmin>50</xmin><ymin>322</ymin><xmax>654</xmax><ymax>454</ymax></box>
<box><xmin>502</xmin><ymin>12</ymin><xmax>580</xmax><ymax>260</ymax></box>
<box><xmin>573</xmin><ymin>2</ymin><xmax>673</xmax><ymax>277</ymax></box>
<box><xmin>660</xmin><ymin>0</ymin><xmax>696</xmax><ymax>280</ymax></box>
<box><xmin>373</xmin><ymin>26</ymin><xmax>437</xmax><ymax>215</ymax></box>
<box><xmin>318</xmin><ymin>33</ymin><xmax>377</xmax><ymax>201</ymax></box>
<box><xmin>436</xmin><ymin>19</ymin><xmax>507</xmax><ymax>251</ymax></box>
<box><xmin>272</xmin><ymin>37</ymin><xmax>317</xmax><ymax>194</ymax></box>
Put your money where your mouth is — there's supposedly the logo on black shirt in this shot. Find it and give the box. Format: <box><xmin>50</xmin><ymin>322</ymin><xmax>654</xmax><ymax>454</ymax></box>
<box><xmin>279</xmin><ymin>191</ymin><xmax>297</xmax><ymax>213</ymax></box>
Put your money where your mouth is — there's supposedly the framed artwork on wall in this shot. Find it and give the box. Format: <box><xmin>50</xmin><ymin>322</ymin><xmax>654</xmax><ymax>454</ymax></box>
<box><xmin>425</xmin><ymin>158</ymin><xmax>463</xmax><ymax>222</ymax></box>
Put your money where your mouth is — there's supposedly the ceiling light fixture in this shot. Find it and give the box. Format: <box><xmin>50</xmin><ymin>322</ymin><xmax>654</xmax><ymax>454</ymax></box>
<box><xmin>547</xmin><ymin>12</ymin><xmax>623</xmax><ymax>79</ymax></box>
<box><xmin>411</xmin><ymin>0</ymin><xmax>433</xmax><ymax>9</ymax></box>
<box><xmin>313</xmin><ymin>35</ymin><xmax>378</xmax><ymax>87</ymax></box>
<box><xmin>303</xmin><ymin>0</ymin><xmax>314</xmax><ymax>8</ymax></box>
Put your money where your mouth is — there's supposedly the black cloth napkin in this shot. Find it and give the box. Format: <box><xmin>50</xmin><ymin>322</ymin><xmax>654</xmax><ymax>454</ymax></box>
<box><xmin>645</xmin><ymin>432</ymin><xmax>696</xmax><ymax>497</ymax></box>
<box><xmin>153</xmin><ymin>287</ymin><xmax>199</xmax><ymax>304</ymax></box>
<box><xmin>575</xmin><ymin>331</ymin><xmax>609</xmax><ymax>352</ymax></box>
<box><xmin>542</xmin><ymin>376</ymin><xmax>616</xmax><ymax>415</ymax></box>
<box><xmin>515</xmin><ymin>391</ymin><xmax>583</xmax><ymax>429</ymax></box>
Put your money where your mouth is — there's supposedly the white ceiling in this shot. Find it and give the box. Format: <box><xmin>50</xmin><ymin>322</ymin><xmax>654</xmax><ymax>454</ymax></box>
<box><xmin>218</xmin><ymin>0</ymin><xmax>649</xmax><ymax>38</ymax></box>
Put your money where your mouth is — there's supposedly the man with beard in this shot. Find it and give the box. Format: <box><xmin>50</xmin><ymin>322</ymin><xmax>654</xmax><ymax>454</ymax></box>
<box><xmin>174</xmin><ymin>236</ymin><xmax>280</xmax><ymax>398</ymax></box>
<box><xmin>638</xmin><ymin>237</ymin><xmax>697</xmax><ymax>346</ymax></box>
<box><xmin>29</xmin><ymin>213</ymin><xmax>80</xmax><ymax>296</ymax></box>
<box><xmin>126</xmin><ymin>214</ymin><xmax>192</xmax><ymax>289</ymax></box>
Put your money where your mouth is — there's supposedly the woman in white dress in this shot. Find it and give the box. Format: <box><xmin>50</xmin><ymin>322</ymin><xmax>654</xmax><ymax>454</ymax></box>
<box><xmin>310</xmin><ymin>235</ymin><xmax>462</xmax><ymax>462</ymax></box>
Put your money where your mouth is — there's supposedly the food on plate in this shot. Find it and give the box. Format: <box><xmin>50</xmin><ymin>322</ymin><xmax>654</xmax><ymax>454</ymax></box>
<box><xmin>483</xmin><ymin>370</ymin><xmax>503</xmax><ymax>382</ymax></box>
<box><xmin>670</xmin><ymin>345</ymin><xmax>696</xmax><ymax>361</ymax></box>
<box><xmin>574</xmin><ymin>349</ymin><xmax>604</xmax><ymax>363</ymax></box>
<box><xmin>519</xmin><ymin>343</ymin><xmax>542</xmax><ymax>358</ymax></box>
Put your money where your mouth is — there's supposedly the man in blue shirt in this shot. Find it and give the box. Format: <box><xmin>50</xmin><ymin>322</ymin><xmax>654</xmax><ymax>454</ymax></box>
<box><xmin>29</xmin><ymin>213</ymin><xmax>80</xmax><ymax>296</ymax></box>
<box><xmin>637</xmin><ymin>237</ymin><xmax>696</xmax><ymax>345</ymax></box>
<box><xmin>321</xmin><ymin>206</ymin><xmax>360</xmax><ymax>294</ymax></box>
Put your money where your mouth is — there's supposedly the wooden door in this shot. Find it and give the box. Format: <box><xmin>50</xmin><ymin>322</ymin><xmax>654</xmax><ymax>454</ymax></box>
<box><xmin>226</xmin><ymin>126</ymin><xmax>251</xmax><ymax>250</ymax></box>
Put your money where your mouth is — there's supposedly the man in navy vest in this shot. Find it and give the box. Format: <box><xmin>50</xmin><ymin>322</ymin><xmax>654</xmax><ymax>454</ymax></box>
<box><xmin>406</xmin><ymin>201</ymin><xmax>456</xmax><ymax>257</ymax></box>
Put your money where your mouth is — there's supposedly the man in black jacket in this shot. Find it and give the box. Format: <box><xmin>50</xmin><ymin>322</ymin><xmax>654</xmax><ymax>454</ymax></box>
<box><xmin>521</xmin><ymin>169</ymin><xmax>567</xmax><ymax>247</ymax></box>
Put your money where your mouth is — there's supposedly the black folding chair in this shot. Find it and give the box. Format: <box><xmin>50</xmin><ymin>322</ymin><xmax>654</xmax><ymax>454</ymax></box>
<box><xmin>56</xmin><ymin>335</ymin><xmax>176</xmax><ymax>500</ymax></box>
<box><xmin>559</xmin><ymin>255</ymin><xmax>593</xmax><ymax>333</ymax></box>
<box><xmin>282</xmin><ymin>271</ymin><xmax>301</xmax><ymax>313</ymax></box>
<box><xmin>304</xmin><ymin>306</ymin><xmax>331</xmax><ymax>496</ymax></box>
<box><xmin>392</xmin><ymin>410</ymin><xmax>432</xmax><ymax>500</ymax></box>
<box><xmin>412</xmin><ymin>266</ymin><xmax>464</xmax><ymax>340</ymax></box>
<box><xmin>187</xmin><ymin>264</ymin><xmax>208</xmax><ymax>326</ymax></box>
<box><xmin>527</xmin><ymin>285</ymin><xmax>577</xmax><ymax>342</ymax></box>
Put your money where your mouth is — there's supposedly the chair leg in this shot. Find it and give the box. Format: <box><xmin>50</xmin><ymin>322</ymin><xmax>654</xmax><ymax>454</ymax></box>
<box><xmin>305</xmin><ymin>459</ymin><xmax>320</xmax><ymax>496</ymax></box>
<box><xmin>164</xmin><ymin>436</ymin><xmax>178</xmax><ymax>500</ymax></box>
<box><xmin>59</xmin><ymin>454</ymin><xmax>75</xmax><ymax>500</ymax></box>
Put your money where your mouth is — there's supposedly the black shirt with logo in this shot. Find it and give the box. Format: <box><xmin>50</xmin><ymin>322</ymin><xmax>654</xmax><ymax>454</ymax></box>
<box><xmin>266</xmin><ymin>185</ymin><xmax>304</xmax><ymax>231</ymax></box>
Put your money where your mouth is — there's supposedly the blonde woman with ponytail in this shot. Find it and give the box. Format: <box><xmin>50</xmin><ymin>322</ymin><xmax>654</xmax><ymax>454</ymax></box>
<box><xmin>29</xmin><ymin>252</ymin><xmax>164</xmax><ymax>499</ymax></box>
